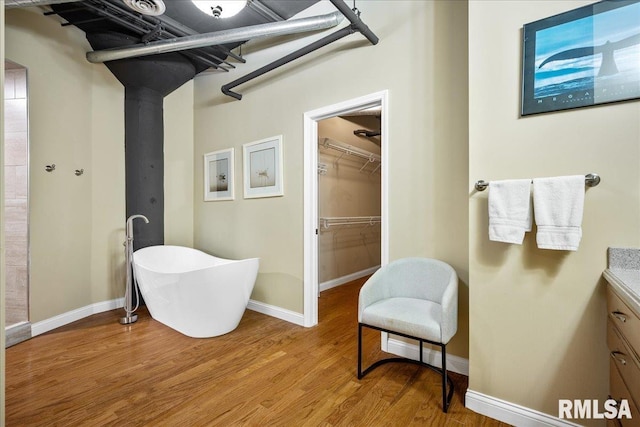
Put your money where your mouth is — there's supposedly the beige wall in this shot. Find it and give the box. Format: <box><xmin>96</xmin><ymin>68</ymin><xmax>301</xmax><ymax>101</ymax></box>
<box><xmin>165</xmin><ymin>83</ymin><xmax>195</xmax><ymax>248</ymax></box>
<box><xmin>1</xmin><ymin>3</ymin><xmax>6</xmax><ymax>421</ymax></box>
<box><xmin>468</xmin><ymin>1</ymin><xmax>640</xmax><ymax>424</ymax></box>
<box><xmin>7</xmin><ymin>7</ymin><xmax>104</xmax><ymax>322</ymax></box>
<box><xmin>5</xmin><ymin>7</ymin><xmax>194</xmax><ymax>323</ymax></box>
<box><xmin>318</xmin><ymin>116</ymin><xmax>381</xmax><ymax>283</ymax></box>
<box><xmin>193</xmin><ymin>0</ymin><xmax>469</xmax><ymax>358</ymax></box>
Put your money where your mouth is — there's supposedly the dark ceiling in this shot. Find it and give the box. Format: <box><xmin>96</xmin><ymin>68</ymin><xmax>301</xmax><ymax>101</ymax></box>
<box><xmin>38</xmin><ymin>0</ymin><xmax>378</xmax><ymax>99</ymax></box>
<box><xmin>49</xmin><ymin>0</ymin><xmax>321</xmax><ymax>73</ymax></box>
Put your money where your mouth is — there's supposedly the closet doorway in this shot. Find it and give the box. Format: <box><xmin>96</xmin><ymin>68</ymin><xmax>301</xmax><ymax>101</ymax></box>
<box><xmin>317</xmin><ymin>114</ymin><xmax>381</xmax><ymax>290</ymax></box>
<box><xmin>303</xmin><ymin>91</ymin><xmax>389</xmax><ymax>327</ymax></box>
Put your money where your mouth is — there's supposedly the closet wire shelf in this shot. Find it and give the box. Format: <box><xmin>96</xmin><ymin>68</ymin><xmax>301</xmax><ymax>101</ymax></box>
<box><xmin>319</xmin><ymin>138</ymin><xmax>381</xmax><ymax>174</ymax></box>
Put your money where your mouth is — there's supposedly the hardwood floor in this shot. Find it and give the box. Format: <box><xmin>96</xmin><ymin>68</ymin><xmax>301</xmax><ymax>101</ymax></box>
<box><xmin>6</xmin><ymin>278</ymin><xmax>508</xmax><ymax>426</ymax></box>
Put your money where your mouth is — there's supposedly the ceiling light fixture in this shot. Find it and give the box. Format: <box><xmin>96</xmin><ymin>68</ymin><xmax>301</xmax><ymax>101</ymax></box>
<box><xmin>192</xmin><ymin>0</ymin><xmax>248</xmax><ymax>19</ymax></box>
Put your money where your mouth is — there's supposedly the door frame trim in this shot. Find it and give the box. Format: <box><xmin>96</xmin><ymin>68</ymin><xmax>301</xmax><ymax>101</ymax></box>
<box><xmin>302</xmin><ymin>90</ymin><xmax>389</xmax><ymax>327</ymax></box>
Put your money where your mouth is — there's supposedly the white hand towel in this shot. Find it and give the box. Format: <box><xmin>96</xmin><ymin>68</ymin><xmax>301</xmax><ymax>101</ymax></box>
<box><xmin>533</xmin><ymin>175</ymin><xmax>585</xmax><ymax>251</ymax></box>
<box><xmin>488</xmin><ymin>179</ymin><xmax>532</xmax><ymax>244</ymax></box>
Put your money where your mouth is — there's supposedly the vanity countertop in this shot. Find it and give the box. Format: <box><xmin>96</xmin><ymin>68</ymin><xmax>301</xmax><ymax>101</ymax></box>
<box><xmin>604</xmin><ymin>247</ymin><xmax>640</xmax><ymax>315</ymax></box>
<box><xmin>604</xmin><ymin>268</ymin><xmax>640</xmax><ymax>315</ymax></box>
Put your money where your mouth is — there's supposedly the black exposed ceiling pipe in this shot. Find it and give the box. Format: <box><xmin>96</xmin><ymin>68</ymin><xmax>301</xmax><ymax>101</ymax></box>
<box><xmin>328</xmin><ymin>0</ymin><xmax>378</xmax><ymax>45</ymax></box>
<box><xmin>221</xmin><ymin>0</ymin><xmax>379</xmax><ymax>100</ymax></box>
<box><xmin>222</xmin><ymin>25</ymin><xmax>355</xmax><ymax>100</ymax></box>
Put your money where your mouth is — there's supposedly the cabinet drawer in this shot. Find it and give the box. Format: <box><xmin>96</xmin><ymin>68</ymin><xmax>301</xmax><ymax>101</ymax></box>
<box><xmin>607</xmin><ymin>286</ymin><xmax>640</xmax><ymax>358</ymax></box>
<box><xmin>608</xmin><ymin>320</ymin><xmax>640</xmax><ymax>406</ymax></box>
<box><xmin>611</xmin><ymin>361</ymin><xmax>640</xmax><ymax>427</ymax></box>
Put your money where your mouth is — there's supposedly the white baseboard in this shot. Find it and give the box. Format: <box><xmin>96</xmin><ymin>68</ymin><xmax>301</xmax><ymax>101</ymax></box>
<box><xmin>465</xmin><ymin>389</ymin><xmax>582</xmax><ymax>427</ymax></box>
<box><xmin>31</xmin><ymin>297</ymin><xmax>124</xmax><ymax>337</ymax></box>
<box><xmin>29</xmin><ymin>297</ymin><xmax>302</xmax><ymax>338</ymax></box>
<box><xmin>385</xmin><ymin>336</ymin><xmax>469</xmax><ymax>376</ymax></box>
<box><xmin>247</xmin><ymin>299</ymin><xmax>305</xmax><ymax>326</ymax></box>
<box><xmin>319</xmin><ymin>266</ymin><xmax>380</xmax><ymax>293</ymax></box>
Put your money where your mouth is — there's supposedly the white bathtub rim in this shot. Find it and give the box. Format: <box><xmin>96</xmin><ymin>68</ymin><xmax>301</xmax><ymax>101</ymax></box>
<box><xmin>133</xmin><ymin>245</ymin><xmax>259</xmax><ymax>274</ymax></box>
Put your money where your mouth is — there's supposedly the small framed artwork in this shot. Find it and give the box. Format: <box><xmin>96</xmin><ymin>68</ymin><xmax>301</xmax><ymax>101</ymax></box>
<box><xmin>243</xmin><ymin>135</ymin><xmax>284</xmax><ymax>199</ymax></box>
<box><xmin>204</xmin><ymin>148</ymin><xmax>234</xmax><ymax>201</ymax></box>
<box><xmin>522</xmin><ymin>0</ymin><xmax>640</xmax><ymax>116</ymax></box>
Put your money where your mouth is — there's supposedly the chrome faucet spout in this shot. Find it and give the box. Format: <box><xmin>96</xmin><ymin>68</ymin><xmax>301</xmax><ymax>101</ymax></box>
<box><xmin>126</xmin><ymin>214</ymin><xmax>149</xmax><ymax>240</ymax></box>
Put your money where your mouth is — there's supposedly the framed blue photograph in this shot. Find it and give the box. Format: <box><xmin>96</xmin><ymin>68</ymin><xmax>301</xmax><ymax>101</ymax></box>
<box><xmin>521</xmin><ymin>0</ymin><xmax>640</xmax><ymax>116</ymax></box>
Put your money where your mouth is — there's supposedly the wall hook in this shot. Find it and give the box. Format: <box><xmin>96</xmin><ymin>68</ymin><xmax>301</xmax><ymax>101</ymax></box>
<box><xmin>45</xmin><ymin>164</ymin><xmax>56</xmax><ymax>172</ymax></box>
<box><xmin>75</xmin><ymin>169</ymin><xmax>84</xmax><ymax>176</ymax></box>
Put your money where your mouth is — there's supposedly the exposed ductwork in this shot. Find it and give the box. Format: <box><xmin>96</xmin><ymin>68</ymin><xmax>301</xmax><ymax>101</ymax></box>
<box><xmin>4</xmin><ymin>0</ymin><xmax>77</xmax><ymax>8</ymax></box>
<box><xmin>86</xmin><ymin>10</ymin><xmax>344</xmax><ymax>63</ymax></box>
<box><xmin>122</xmin><ymin>0</ymin><xmax>165</xmax><ymax>16</ymax></box>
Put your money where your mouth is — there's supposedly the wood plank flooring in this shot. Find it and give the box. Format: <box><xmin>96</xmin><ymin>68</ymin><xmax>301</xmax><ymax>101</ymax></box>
<box><xmin>6</xmin><ymin>278</ymin><xmax>508</xmax><ymax>426</ymax></box>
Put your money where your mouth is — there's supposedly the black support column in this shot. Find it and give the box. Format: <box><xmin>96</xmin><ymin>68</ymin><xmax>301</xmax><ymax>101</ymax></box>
<box><xmin>124</xmin><ymin>86</ymin><xmax>165</xmax><ymax>250</ymax></box>
<box><xmin>87</xmin><ymin>31</ymin><xmax>204</xmax><ymax>250</ymax></box>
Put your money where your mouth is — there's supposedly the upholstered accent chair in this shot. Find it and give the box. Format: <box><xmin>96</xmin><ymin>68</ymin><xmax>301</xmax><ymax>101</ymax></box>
<box><xmin>357</xmin><ymin>257</ymin><xmax>458</xmax><ymax>412</ymax></box>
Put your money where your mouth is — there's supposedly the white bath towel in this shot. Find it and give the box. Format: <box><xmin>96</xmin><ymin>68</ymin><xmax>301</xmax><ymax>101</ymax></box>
<box><xmin>488</xmin><ymin>179</ymin><xmax>532</xmax><ymax>244</ymax></box>
<box><xmin>533</xmin><ymin>175</ymin><xmax>585</xmax><ymax>251</ymax></box>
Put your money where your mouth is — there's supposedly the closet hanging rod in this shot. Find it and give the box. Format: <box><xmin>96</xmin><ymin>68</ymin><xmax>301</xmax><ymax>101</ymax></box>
<box><xmin>474</xmin><ymin>173</ymin><xmax>601</xmax><ymax>192</ymax></box>
<box><xmin>320</xmin><ymin>138</ymin><xmax>381</xmax><ymax>163</ymax></box>
<box><xmin>320</xmin><ymin>216</ymin><xmax>381</xmax><ymax>229</ymax></box>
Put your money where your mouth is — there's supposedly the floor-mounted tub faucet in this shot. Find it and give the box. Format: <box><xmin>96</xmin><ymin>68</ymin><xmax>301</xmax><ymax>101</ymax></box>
<box><xmin>120</xmin><ymin>214</ymin><xmax>149</xmax><ymax>325</ymax></box>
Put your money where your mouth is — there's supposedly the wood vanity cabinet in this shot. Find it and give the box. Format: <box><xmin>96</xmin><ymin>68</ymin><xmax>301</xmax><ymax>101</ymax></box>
<box><xmin>607</xmin><ymin>284</ymin><xmax>640</xmax><ymax>427</ymax></box>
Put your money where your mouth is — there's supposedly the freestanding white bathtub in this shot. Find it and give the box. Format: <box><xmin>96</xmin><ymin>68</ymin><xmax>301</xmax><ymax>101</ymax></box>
<box><xmin>132</xmin><ymin>245</ymin><xmax>259</xmax><ymax>338</ymax></box>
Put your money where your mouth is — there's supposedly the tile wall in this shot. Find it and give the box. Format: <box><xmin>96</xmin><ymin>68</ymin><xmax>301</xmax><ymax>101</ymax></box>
<box><xmin>4</xmin><ymin>67</ymin><xmax>28</xmax><ymax>326</ymax></box>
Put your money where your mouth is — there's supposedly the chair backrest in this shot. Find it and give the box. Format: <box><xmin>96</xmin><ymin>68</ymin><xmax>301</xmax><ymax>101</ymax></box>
<box><xmin>374</xmin><ymin>257</ymin><xmax>456</xmax><ymax>304</ymax></box>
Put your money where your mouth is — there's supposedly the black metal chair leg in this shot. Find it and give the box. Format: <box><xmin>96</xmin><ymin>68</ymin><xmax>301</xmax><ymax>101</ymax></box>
<box><xmin>357</xmin><ymin>323</ymin><xmax>454</xmax><ymax>413</ymax></box>
<box><xmin>442</xmin><ymin>344</ymin><xmax>448</xmax><ymax>413</ymax></box>
<box><xmin>357</xmin><ymin>323</ymin><xmax>363</xmax><ymax>379</ymax></box>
